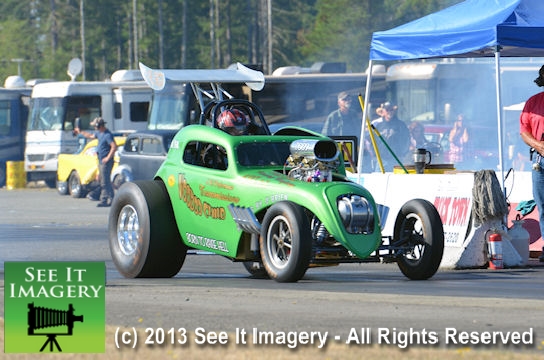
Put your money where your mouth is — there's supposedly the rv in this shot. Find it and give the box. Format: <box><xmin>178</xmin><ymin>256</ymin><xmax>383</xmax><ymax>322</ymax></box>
<box><xmin>24</xmin><ymin>70</ymin><xmax>152</xmax><ymax>187</ymax></box>
<box><xmin>146</xmin><ymin>81</ymin><xmax>201</xmax><ymax>131</ymax></box>
<box><xmin>145</xmin><ymin>62</ymin><xmax>387</xmax><ymax>134</ymax></box>
<box><xmin>146</xmin><ymin>79</ymin><xmax>247</xmax><ymax>131</ymax></box>
<box><xmin>0</xmin><ymin>76</ymin><xmax>31</xmax><ymax>187</ymax></box>
<box><xmin>251</xmin><ymin>64</ymin><xmax>387</xmax><ymax>130</ymax></box>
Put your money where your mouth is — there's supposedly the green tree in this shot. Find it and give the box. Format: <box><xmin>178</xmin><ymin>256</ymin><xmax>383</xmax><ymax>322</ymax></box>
<box><xmin>0</xmin><ymin>0</ymin><xmax>464</xmax><ymax>82</ymax></box>
<box><xmin>300</xmin><ymin>0</ymin><xmax>462</xmax><ymax>72</ymax></box>
<box><xmin>300</xmin><ymin>0</ymin><xmax>378</xmax><ymax>72</ymax></box>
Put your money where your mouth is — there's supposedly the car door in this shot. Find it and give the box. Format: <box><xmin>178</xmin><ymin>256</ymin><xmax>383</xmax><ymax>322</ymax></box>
<box><xmin>176</xmin><ymin>139</ymin><xmax>239</xmax><ymax>256</ymax></box>
<box><xmin>121</xmin><ymin>135</ymin><xmax>140</xmax><ymax>180</ymax></box>
<box><xmin>138</xmin><ymin>135</ymin><xmax>166</xmax><ymax>180</ymax></box>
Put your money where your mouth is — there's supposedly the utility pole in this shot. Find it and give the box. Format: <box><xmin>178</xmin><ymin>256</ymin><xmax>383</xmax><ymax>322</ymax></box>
<box><xmin>210</xmin><ymin>0</ymin><xmax>215</xmax><ymax>68</ymax></box>
<box><xmin>133</xmin><ymin>0</ymin><xmax>138</xmax><ymax>68</ymax></box>
<box><xmin>80</xmin><ymin>0</ymin><xmax>86</xmax><ymax>80</ymax></box>
<box><xmin>181</xmin><ymin>0</ymin><xmax>187</xmax><ymax>67</ymax></box>
<box><xmin>158</xmin><ymin>0</ymin><xmax>164</xmax><ymax>68</ymax></box>
<box><xmin>267</xmin><ymin>0</ymin><xmax>272</xmax><ymax>74</ymax></box>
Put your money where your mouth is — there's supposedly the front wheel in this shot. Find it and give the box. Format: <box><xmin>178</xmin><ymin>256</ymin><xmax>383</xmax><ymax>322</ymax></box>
<box><xmin>108</xmin><ymin>180</ymin><xmax>187</xmax><ymax>278</ymax></box>
<box><xmin>393</xmin><ymin>199</ymin><xmax>444</xmax><ymax>280</ymax></box>
<box><xmin>242</xmin><ymin>261</ymin><xmax>269</xmax><ymax>279</ymax></box>
<box><xmin>57</xmin><ymin>180</ymin><xmax>68</xmax><ymax>195</ymax></box>
<box><xmin>112</xmin><ymin>173</ymin><xmax>126</xmax><ymax>192</ymax></box>
<box><xmin>68</xmin><ymin>172</ymin><xmax>84</xmax><ymax>198</ymax></box>
<box><xmin>259</xmin><ymin>201</ymin><xmax>312</xmax><ymax>282</ymax></box>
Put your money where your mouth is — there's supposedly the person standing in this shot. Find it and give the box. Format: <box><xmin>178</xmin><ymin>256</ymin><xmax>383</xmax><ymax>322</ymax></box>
<box><xmin>520</xmin><ymin>64</ymin><xmax>544</xmax><ymax>245</ymax></box>
<box><xmin>448</xmin><ymin>113</ymin><xmax>470</xmax><ymax>164</ymax></box>
<box><xmin>371</xmin><ymin>102</ymin><xmax>410</xmax><ymax>171</ymax></box>
<box><xmin>74</xmin><ymin>117</ymin><xmax>117</xmax><ymax>207</ymax></box>
<box><xmin>408</xmin><ymin>121</ymin><xmax>427</xmax><ymax>152</ymax></box>
<box><xmin>321</xmin><ymin>91</ymin><xmax>362</xmax><ymax>138</ymax></box>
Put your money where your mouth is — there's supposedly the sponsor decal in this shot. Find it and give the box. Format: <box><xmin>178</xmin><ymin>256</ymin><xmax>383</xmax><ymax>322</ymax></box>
<box><xmin>178</xmin><ymin>174</ymin><xmax>226</xmax><ymax>219</ymax></box>
<box><xmin>434</xmin><ymin>196</ymin><xmax>471</xmax><ymax>246</ymax></box>
<box><xmin>199</xmin><ymin>184</ymin><xmax>240</xmax><ymax>204</ymax></box>
<box><xmin>168</xmin><ymin>174</ymin><xmax>176</xmax><ymax>187</ymax></box>
<box><xmin>185</xmin><ymin>232</ymin><xmax>229</xmax><ymax>253</ymax></box>
<box><xmin>251</xmin><ymin>193</ymin><xmax>289</xmax><ymax>211</ymax></box>
<box><xmin>206</xmin><ymin>179</ymin><xmax>234</xmax><ymax>190</ymax></box>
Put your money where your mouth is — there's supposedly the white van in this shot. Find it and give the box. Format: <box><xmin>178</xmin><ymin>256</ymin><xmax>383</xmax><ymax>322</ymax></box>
<box><xmin>24</xmin><ymin>70</ymin><xmax>152</xmax><ymax>187</ymax></box>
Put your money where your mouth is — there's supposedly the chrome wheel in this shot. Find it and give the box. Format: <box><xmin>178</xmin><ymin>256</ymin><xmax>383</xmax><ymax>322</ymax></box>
<box><xmin>68</xmin><ymin>172</ymin><xmax>83</xmax><ymax>198</ymax></box>
<box><xmin>259</xmin><ymin>202</ymin><xmax>311</xmax><ymax>282</ymax></box>
<box><xmin>266</xmin><ymin>215</ymin><xmax>292</xmax><ymax>269</ymax></box>
<box><xmin>117</xmin><ymin>204</ymin><xmax>140</xmax><ymax>256</ymax></box>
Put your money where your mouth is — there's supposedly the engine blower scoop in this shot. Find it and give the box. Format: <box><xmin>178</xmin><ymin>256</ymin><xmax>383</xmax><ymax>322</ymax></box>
<box><xmin>289</xmin><ymin>139</ymin><xmax>339</xmax><ymax>162</ymax></box>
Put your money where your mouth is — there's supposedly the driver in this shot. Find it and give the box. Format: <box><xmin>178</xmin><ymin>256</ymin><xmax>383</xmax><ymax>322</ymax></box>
<box><xmin>217</xmin><ymin>108</ymin><xmax>250</xmax><ymax>135</ymax></box>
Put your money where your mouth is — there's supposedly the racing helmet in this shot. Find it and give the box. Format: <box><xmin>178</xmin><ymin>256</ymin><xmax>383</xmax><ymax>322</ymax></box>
<box><xmin>217</xmin><ymin>108</ymin><xmax>249</xmax><ymax>135</ymax></box>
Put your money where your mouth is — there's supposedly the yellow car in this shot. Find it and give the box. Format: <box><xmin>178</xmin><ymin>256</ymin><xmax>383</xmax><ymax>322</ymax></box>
<box><xmin>57</xmin><ymin>136</ymin><xmax>125</xmax><ymax>198</ymax></box>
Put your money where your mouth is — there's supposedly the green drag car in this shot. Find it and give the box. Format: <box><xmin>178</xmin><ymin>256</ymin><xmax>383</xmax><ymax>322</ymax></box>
<box><xmin>108</xmin><ymin>98</ymin><xmax>444</xmax><ymax>282</ymax></box>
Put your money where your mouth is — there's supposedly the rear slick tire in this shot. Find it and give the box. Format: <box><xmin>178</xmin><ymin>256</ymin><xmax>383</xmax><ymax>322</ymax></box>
<box><xmin>109</xmin><ymin>180</ymin><xmax>187</xmax><ymax>278</ymax></box>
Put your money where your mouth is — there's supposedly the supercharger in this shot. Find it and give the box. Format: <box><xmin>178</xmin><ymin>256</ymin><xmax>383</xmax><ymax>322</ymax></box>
<box><xmin>285</xmin><ymin>139</ymin><xmax>340</xmax><ymax>182</ymax></box>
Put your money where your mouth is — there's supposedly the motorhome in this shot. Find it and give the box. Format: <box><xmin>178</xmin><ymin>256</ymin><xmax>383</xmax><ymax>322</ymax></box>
<box><xmin>146</xmin><ymin>77</ymin><xmax>246</xmax><ymax>131</ymax></box>
<box><xmin>0</xmin><ymin>76</ymin><xmax>31</xmax><ymax>187</ymax></box>
<box><xmin>24</xmin><ymin>70</ymin><xmax>152</xmax><ymax>187</ymax></box>
<box><xmin>146</xmin><ymin>81</ymin><xmax>201</xmax><ymax>130</ymax></box>
<box><xmin>146</xmin><ymin>62</ymin><xmax>387</xmax><ymax>135</ymax></box>
<box><xmin>251</xmin><ymin>64</ymin><xmax>387</xmax><ymax>129</ymax></box>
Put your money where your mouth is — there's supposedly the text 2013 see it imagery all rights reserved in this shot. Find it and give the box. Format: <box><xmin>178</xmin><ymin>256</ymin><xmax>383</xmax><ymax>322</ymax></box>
<box><xmin>116</xmin><ymin>326</ymin><xmax>536</xmax><ymax>350</ymax></box>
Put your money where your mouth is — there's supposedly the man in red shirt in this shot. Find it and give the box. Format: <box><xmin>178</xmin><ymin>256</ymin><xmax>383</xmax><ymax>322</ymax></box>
<box><xmin>520</xmin><ymin>64</ymin><xmax>544</xmax><ymax>252</ymax></box>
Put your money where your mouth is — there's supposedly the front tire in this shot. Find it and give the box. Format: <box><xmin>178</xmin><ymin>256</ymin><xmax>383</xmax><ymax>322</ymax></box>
<box><xmin>242</xmin><ymin>261</ymin><xmax>269</xmax><ymax>279</ymax></box>
<box><xmin>112</xmin><ymin>172</ymin><xmax>127</xmax><ymax>192</ymax></box>
<box><xmin>108</xmin><ymin>180</ymin><xmax>187</xmax><ymax>278</ymax></box>
<box><xmin>68</xmin><ymin>172</ymin><xmax>84</xmax><ymax>198</ymax></box>
<box><xmin>111</xmin><ymin>170</ymin><xmax>130</xmax><ymax>192</ymax></box>
<box><xmin>259</xmin><ymin>202</ymin><xmax>312</xmax><ymax>282</ymax></box>
<box><xmin>57</xmin><ymin>181</ymin><xmax>68</xmax><ymax>195</ymax></box>
<box><xmin>393</xmin><ymin>199</ymin><xmax>444</xmax><ymax>280</ymax></box>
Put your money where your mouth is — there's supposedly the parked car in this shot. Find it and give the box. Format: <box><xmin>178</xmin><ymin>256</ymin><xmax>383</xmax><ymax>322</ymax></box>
<box><xmin>57</xmin><ymin>136</ymin><xmax>125</xmax><ymax>198</ymax></box>
<box><xmin>111</xmin><ymin>130</ymin><xmax>177</xmax><ymax>189</ymax></box>
<box><xmin>108</xmin><ymin>99</ymin><xmax>444</xmax><ymax>282</ymax></box>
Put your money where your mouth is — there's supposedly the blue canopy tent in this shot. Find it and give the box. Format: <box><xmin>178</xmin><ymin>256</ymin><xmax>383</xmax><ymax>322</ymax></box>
<box><xmin>359</xmin><ymin>0</ymin><xmax>544</xmax><ymax>185</ymax></box>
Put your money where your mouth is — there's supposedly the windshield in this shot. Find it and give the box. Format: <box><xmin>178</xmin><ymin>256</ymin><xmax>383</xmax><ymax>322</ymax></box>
<box><xmin>148</xmin><ymin>83</ymin><xmax>190</xmax><ymax>130</ymax></box>
<box><xmin>236</xmin><ymin>141</ymin><xmax>291</xmax><ymax>167</ymax></box>
<box><xmin>27</xmin><ymin>95</ymin><xmax>101</xmax><ymax>132</ymax></box>
<box><xmin>28</xmin><ymin>98</ymin><xmax>64</xmax><ymax>131</ymax></box>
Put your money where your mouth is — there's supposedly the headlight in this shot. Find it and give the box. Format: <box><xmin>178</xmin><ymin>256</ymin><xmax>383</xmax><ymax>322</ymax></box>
<box><xmin>45</xmin><ymin>153</ymin><xmax>58</xmax><ymax>161</ymax></box>
<box><xmin>337</xmin><ymin>195</ymin><xmax>374</xmax><ymax>234</ymax></box>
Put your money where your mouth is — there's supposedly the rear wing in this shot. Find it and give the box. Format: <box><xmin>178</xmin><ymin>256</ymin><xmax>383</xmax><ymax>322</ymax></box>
<box><xmin>139</xmin><ymin>62</ymin><xmax>265</xmax><ymax>111</ymax></box>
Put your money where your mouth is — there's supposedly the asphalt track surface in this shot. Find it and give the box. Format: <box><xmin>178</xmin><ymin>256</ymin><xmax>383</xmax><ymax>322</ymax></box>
<box><xmin>1</xmin><ymin>187</ymin><xmax>543</xmax><ymax>358</ymax></box>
